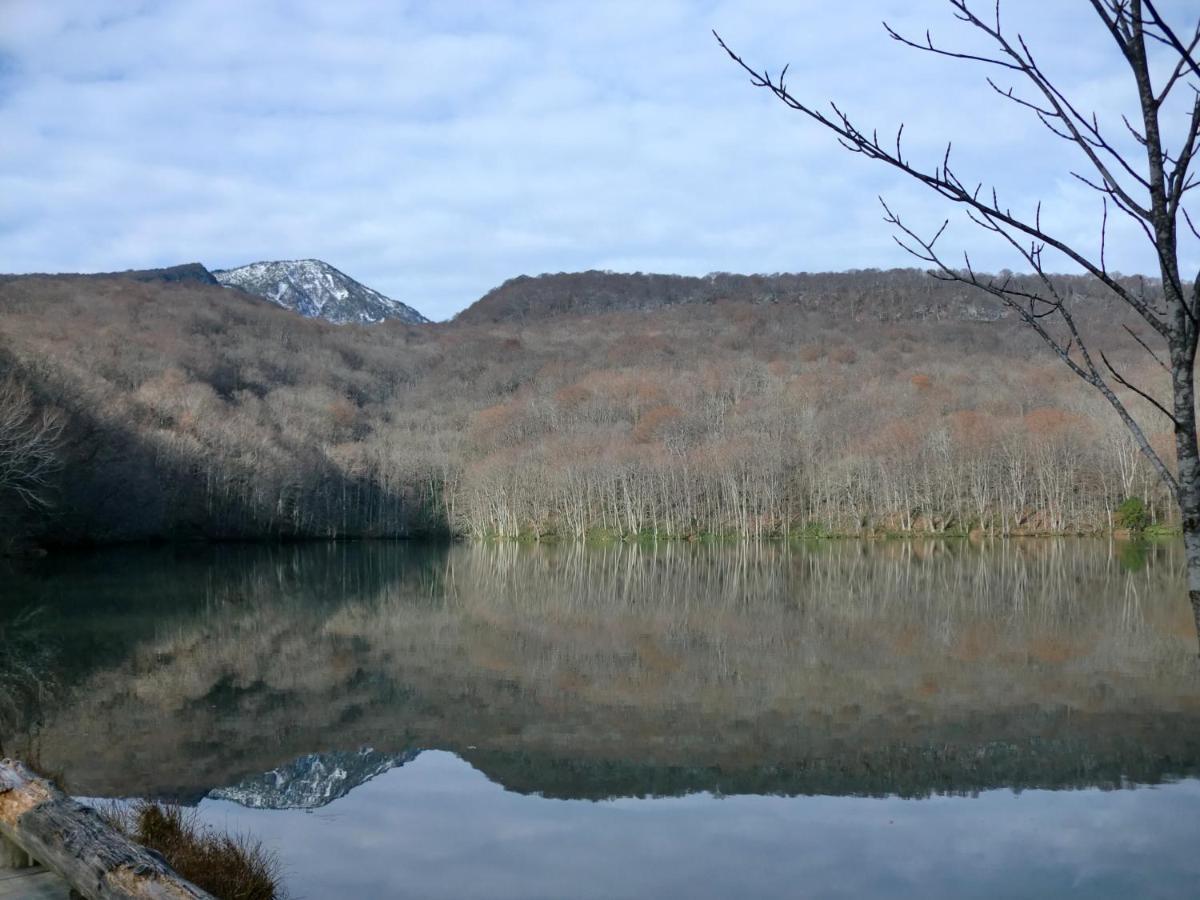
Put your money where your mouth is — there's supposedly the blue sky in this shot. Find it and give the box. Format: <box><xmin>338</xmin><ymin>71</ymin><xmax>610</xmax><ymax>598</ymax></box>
<box><xmin>196</xmin><ymin>752</ymin><xmax>1200</xmax><ymax>899</ymax></box>
<box><xmin>1</xmin><ymin>1</ymin><xmax>1197</xmax><ymax>320</ymax></box>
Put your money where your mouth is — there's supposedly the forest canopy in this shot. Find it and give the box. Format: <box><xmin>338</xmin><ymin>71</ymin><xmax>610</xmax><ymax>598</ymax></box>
<box><xmin>0</xmin><ymin>268</ymin><xmax>1178</xmax><ymax>545</ymax></box>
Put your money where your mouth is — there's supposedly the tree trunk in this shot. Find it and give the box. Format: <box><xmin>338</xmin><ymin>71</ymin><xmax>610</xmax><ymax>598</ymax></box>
<box><xmin>0</xmin><ymin>759</ymin><xmax>213</xmax><ymax>900</ymax></box>
<box><xmin>1171</xmin><ymin>353</ymin><xmax>1200</xmax><ymax>653</ymax></box>
<box><xmin>1182</xmin><ymin>500</ymin><xmax>1200</xmax><ymax>653</ymax></box>
<box><xmin>1180</xmin><ymin>508</ymin><xmax>1200</xmax><ymax>652</ymax></box>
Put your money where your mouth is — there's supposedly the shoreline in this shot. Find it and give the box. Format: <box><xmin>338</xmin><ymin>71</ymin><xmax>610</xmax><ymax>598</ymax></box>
<box><xmin>3</xmin><ymin>527</ymin><xmax>1183</xmax><ymax>560</ymax></box>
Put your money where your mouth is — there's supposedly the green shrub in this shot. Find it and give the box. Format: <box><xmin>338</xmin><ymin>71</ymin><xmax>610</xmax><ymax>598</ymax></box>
<box><xmin>1117</xmin><ymin>539</ymin><xmax>1148</xmax><ymax>572</ymax></box>
<box><xmin>1115</xmin><ymin>497</ymin><xmax>1149</xmax><ymax>533</ymax></box>
<box><xmin>794</xmin><ymin>522</ymin><xmax>830</xmax><ymax>540</ymax></box>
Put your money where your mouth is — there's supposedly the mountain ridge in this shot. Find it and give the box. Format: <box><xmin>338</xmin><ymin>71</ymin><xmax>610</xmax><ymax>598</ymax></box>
<box><xmin>0</xmin><ymin>262</ymin><xmax>219</xmax><ymax>286</ymax></box>
<box><xmin>454</xmin><ymin>268</ymin><xmax>1139</xmax><ymax>324</ymax></box>
<box><xmin>213</xmin><ymin>259</ymin><xmax>428</xmax><ymax>326</ymax></box>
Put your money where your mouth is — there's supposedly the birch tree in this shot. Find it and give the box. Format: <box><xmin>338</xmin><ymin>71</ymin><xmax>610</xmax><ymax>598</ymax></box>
<box><xmin>718</xmin><ymin>0</ymin><xmax>1200</xmax><ymax>645</ymax></box>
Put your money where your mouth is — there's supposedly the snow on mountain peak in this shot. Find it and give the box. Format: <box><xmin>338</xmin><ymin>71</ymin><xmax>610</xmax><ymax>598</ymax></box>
<box><xmin>208</xmin><ymin>748</ymin><xmax>419</xmax><ymax>810</ymax></box>
<box><xmin>211</xmin><ymin>259</ymin><xmax>428</xmax><ymax>325</ymax></box>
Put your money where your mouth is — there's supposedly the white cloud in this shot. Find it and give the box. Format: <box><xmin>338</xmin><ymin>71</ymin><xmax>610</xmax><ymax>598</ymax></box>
<box><xmin>0</xmin><ymin>0</ymin><xmax>1196</xmax><ymax>320</ymax></box>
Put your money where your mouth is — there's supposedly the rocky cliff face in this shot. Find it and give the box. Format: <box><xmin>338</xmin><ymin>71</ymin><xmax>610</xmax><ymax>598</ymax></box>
<box><xmin>208</xmin><ymin>748</ymin><xmax>420</xmax><ymax>809</ymax></box>
<box><xmin>213</xmin><ymin>259</ymin><xmax>427</xmax><ymax>325</ymax></box>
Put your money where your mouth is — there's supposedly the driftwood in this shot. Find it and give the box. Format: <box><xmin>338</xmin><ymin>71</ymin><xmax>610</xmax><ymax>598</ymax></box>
<box><xmin>0</xmin><ymin>759</ymin><xmax>213</xmax><ymax>900</ymax></box>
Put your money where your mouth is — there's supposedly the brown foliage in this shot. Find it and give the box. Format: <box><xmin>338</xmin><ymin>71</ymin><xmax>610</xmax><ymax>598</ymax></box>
<box><xmin>632</xmin><ymin>404</ymin><xmax>683</xmax><ymax>443</ymax></box>
<box><xmin>766</xmin><ymin>359</ymin><xmax>791</xmax><ymax>379</ymax></box>
<box><xmin>554</xmin><ymin>384</ymin><xmax>594</xmax><ymax>410</ymax></box>
<box><xmin>1023</xmin><ymin>407</ymin><xmax>1085</xmax><ymax>437</ymax></box>
<box><xmin>947</xmin><ymin>410</ymin><xmax>998</xmax><ymax>450</ymax></box>
<box><xmin>328</xmin><ymin>396</ymin><xmax>357</xmax><ymax>429</ymax></box>
<box><xmin>0</xmin><ymin>267</ymin><xmax>1174</xmax><ymax>541</ymax></box>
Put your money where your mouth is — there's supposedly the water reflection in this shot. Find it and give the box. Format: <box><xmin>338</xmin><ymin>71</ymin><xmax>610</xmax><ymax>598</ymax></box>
<box><xmin>2</xmin><ymin>539</ymin><xmax>1196</xmax><ymax>804</ymax></box>
<box><xmin>208</xmin><ymin>748</ymin><xmax>418</xmax><ymax>810</ymax></box>
<box><xmin>196</xmin><ymin>751</ymin><xmax>1200</xmax><ymax>900</ymax></box>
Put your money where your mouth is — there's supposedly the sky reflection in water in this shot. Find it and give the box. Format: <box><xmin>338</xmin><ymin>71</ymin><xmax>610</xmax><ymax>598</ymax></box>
<box><xmin>197</xmin><ymin>751</ymin><xmax>1200</xmax><ymax>900</ymax></box>
<box><xmin>4</xmin><ymin>540</ymin><xmax>1200</xmax><ymax>898</ymax></box>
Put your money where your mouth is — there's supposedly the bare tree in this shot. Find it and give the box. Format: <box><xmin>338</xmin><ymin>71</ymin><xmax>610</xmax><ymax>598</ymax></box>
<box><xmin>0</xmin><ymin>377</ymin><xmax>62</xmax><ymax>513</ymax></box>
<box><xmin>717</xmin><ymin>0</ymin><xmax>1200</xmax><ymax>645</ymax></box>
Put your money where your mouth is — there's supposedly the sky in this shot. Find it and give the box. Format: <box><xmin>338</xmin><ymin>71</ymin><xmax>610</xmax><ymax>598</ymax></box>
<box><xmin>196</xmin><ymin>753</ymin><xmax>1200</xmax><ymax>899</ymax></box>
<box><xmin>1</xmin><ymin>1</ymin><xmax>1198</xmax><ymax>321</ymax></box>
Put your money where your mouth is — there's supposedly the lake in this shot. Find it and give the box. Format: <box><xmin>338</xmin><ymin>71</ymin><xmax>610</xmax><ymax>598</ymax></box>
<box><xmin>2</xmin><ymin>539</ymin><xmax>1199</xmax><ymax>898</ymax></box>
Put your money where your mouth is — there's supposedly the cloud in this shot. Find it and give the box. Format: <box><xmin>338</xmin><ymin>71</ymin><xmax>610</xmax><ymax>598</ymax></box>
<box><xmin>0</xmin><ymin>0</ymin><xmax>1196</xmax><ymax>320</ymax></box>
<box><xmin>198</xmin><ymin>751</ymin><xmax>1200</xmax><ymax>899</ymax></box>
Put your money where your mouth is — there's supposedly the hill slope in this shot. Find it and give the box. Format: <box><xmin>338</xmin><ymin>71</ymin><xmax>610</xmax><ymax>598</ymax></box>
<box><xmin>0</xmin><ymin>262</ymin><xmax>219</xmax><ymax>286</ymax></box>
<box><xmin>0</xmin><ymin>267</ymin><xmax>1173</xmax><ymax>545</ymax></box>
<box><xmin>456</xmin><ymin>269</ymin><xmax>1130</xmax><ymax>324</ymax></box>
<box><xmin>214</xmin><ymin>259</ymin><xmax>427</xmax><ymax>325</ymax></box>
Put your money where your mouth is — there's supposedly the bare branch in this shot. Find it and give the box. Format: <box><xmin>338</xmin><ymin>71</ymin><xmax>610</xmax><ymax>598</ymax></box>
<box><xmin>876</xmin><ymin>196</ymin><xmax>1180</xmax><ymax>496</ymax></box>
<box><xmin>1143</xmin><ymin>0</ymin><xmax>1200</xmax><ymax>83</ymax></box>
<box><xmin>1123</xmin><ymin>323</ymin><xmax>1171</xmax><ymax>371</ymax></box>
<box><xmin>712</xmin><ymin>28</ymin><xmax>1171</xmax><ymax>337</ymax></box>
<box><xmin>1100</xmin><ymin>350</ymin><xmax>1179</xmax><ymax>426</ymax></box>
<box><xmin>0</xmin><ymin>378</ymin><xmax>63</xmax><ymax>510</ymax></box>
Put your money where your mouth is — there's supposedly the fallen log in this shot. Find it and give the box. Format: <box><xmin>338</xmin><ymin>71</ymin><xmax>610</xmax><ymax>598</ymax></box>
<box><xmin>0</xmin><ymin>759</ymin><xmax>214</xmax><ymax>900</ymax></box>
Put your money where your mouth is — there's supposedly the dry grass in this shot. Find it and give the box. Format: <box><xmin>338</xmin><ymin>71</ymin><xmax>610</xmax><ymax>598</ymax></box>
<box><xmin>102</xmin><ymin>801</ymin><xmax>282</xmax><ymax>900</ymax></box>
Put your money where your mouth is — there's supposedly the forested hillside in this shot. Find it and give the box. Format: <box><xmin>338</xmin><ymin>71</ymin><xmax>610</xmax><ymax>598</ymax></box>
<box><xmin>457</xmin><ymin>269</ymin><xmax>1131</xmax><ymax>324</ymax></box>
<box><xmin>0</xmin><ymin>268</ymin><xmax>1176</xmax><ymax>546</ymax></box>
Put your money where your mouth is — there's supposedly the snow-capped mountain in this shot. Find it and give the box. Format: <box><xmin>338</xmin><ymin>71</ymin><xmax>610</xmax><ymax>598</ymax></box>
<box><xmin>207</xmin><ymin>748</ymin><xmax>420</xmax><ymax>810</ymax></box>
<box><xmin>212</xmin><ymin>259</ymin><xmax>428</xmax><ymax>325</ymax></box>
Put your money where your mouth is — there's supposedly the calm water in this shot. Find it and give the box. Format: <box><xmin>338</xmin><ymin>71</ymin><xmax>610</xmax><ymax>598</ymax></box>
<box><xmin>2</xmin><ymin>540</ymin><xmax>1199</xmax><ymax>898</ymax></box>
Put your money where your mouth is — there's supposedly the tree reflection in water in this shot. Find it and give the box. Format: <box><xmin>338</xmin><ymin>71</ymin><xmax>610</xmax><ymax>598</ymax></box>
<box><xmin>0</xmin><ymin>539</ymin><xmax>1196</xmax><ymax>802</ymax></box>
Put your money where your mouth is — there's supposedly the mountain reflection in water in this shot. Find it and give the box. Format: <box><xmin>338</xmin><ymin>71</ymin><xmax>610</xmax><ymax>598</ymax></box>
<box><xmin>199</xmin><ymin>750</ymin><xmax>1200</xmax><ymax>900</ymax></box>
<box><xmin>207</xmin><ymin>748</ymin><xmax>419</xmax><ymax>810</ymax></box>
<box><xmin>2</xmin><ymin>539</ymin><xmax>1199</xmax><ymax>897</ymax></box>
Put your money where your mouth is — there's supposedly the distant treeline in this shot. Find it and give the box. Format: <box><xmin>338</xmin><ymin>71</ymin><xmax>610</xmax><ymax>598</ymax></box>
<box><xmin>457</xmin><ymin>268</ymin><xmax>1138</xmax><ymax>323</ymax></box>
<box><xmin>0</xmin><ymin>267</ymin><xmax>1178</xmax><ymax>545</ymax></box>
